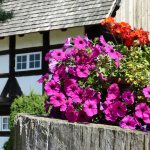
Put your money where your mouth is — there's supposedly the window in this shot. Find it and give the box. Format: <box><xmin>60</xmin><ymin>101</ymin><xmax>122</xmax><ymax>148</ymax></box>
<box><xmin>1</xmin><ymin>116</ymin><xmax>10</xmax><ymax>131</ymax></box>
<box><xmin>15</xmin><ymin>52</ymin><xmax>41</xmax><ymax>71</ymax></box>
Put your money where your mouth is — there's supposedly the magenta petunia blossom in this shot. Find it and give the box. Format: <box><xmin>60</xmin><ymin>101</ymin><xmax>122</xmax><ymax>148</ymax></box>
<box><xmin>83</xmin><ymin>100</ymin><xmax>98</xmax><ymax>117</ymax></box>
<box><xmin>37</xmin><ymin>73</ymin><xmax>49</xmax><ymax>83</ymax></box>
<box><xmin>143</xmin><ymin>108</ymin><xmax>150</xmax><ymax>124</ymax></box>
<box><xmin>60</xmin><ymin>98</ymin><xmax>73</xmax><ymax>112</ymax></box>
<box><xmin>113</xmin><ymin>101</ymin><xmax>127</xmax><ymax>117</ymax></box>
<box><xmin>99</xmin><ymin>35</ymin><xmax>107</xmax><ymax>46</ymax></box>
<box><xmin>120</xmin><ymin>115</ymin><xmax>137</xmax><ymax>130</ymax></box>
<box><xmin>77</xmin><ymin>110</ymin><xmax>91</xmax><ymax>122</ymax></box>
<box><xmin>50</xmin><ymin>92</ymin><xmax>66</xmax><ymax>107</ymax></box>
<box><xmin>122</xmin><ymin>90</ymin><xmax>134</xmax><ymax>105</ymax></box>
<box><xmin>104</xmin><ymin>105</ymin><xmax>118</xmax><ymax>122</ymax></box>
<box><xmin>72</xmin><ymin>88</ymin><xmax>84</xmax><ymax>103</ymax></box>
<box><xmin>107</xmin><ymin>83</ymin><xmax>120</xmax><ymax>99</ymax></box>
<box><xmin>52</xmin><ymin>65</ymin><xmax>67</xmax><ymax>82</ymax></box>
<box><xmin>65</xmin><ymin>105</ymin><xmax>79</xmax><ymax>122</ymax></box>
<box><xmin>44</xmin><ymin>80</ymin><xmax>60</xmax><ymax>96</ymax></box>
<box><xmin>135</xmin><ymin>103</ymin><xmax>149</xmax><ymax>119</ymax></box>
<box><xmin>84</xmin><ymin>87</ymin><xmax>96</xmax><ymax>99</ymax></box>
<box><xmin>65</xmin><ymin>84</ymin><xmax>80</xmax><ymax>97</ymax></box>
<box><xmin>68</xmin><ymin>66</ymin><xmax>77</xmax><ymax>76</ymax></box>
<box><xmin>76</xmin><ymin>65</ymin><xmax>89</xmax><ymax>78</ymax></box>
<box><xmin>74</xmin><ymin>36</ymin><xmax>87</xmax><ymax>50</ymax></box>
<box><xmin>51</xmin><ymin>49</ymin><xmax>66</xmax><ymax>61</ymax></box>
<box><xmin>45</xmin><ymin>52</ymin><xmax>51</xmax><ymax>61</ymax></box>
<box><xmin>48</xmin><ymin>59</ymin><xmax>58</xmax><ymax>73</ymax></box>
<box><xmin>142</xmin><ymin>86</ymin><xmax>150</xmax><ymax>98</ymax></box>
<box><xmin>63</xmin><ymin>37</ymin><xmax>72</xmax><ymax>49</ymax></box>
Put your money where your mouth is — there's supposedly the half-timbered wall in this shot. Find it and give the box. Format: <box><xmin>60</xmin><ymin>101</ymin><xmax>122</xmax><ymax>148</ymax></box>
<box><xmin>0</xmin><ymin>55</ymin><xmax>9</xmax><ymax>74</ymax></box>
<box><xmin>16</xmin><ymin>76</ymin><xmax>42</xmax><ymax>95</ymax></box>
<box><xmin>0</xmin><ymin>37</ymin><xmax>9</xmax><ymax>51</ymax></box>
<box><xmin>115</xmin><ymin>0</ymin><xmax>150</xmax><ymax>31</ymax></box>
<box><xmin>0</xmin><ymin>27</ymin><xmax>85</xmax><ymax>97</ymax></box>
<box><xmin>50</xmin><ymin>27</ymin><xmax>84</xmax><ymax>45</ymax></box>
<box><xmin>16</xmin><ymin>33</ymin><xmax>43</xmax><ymax>49</ymax></box>
<box><xmin>0</xmin><ymin>78</ymin><xmax>8</xmax><ymax>94</ymax></box>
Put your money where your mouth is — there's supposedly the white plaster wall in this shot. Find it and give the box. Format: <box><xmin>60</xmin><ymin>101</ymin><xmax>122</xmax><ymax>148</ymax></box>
<box><xmin>0</xmin><ymin>55</ymin><xmax>9</xmax><ymax>74</ymax></box>
<box><xmin>50</xmin><ymin>27</ymin><xmax>85</xmax><ymax>45</ymax></box>
<box><xmin>16</xmin><ymin>33</ymin><xmax>43</xmax><ymax>49</ymax></box>
<box><xmin>0</xmin><ymin>137</ymin><xmax>9</xmax><ymax>150</ymax></box>
<box><xmin>0</xmin><ymin>37</ymin><xmax>9</xmax><ymax>51</ymax></box>
<box><xmin>16</xmin><ymin>75</ymin><xmax>42</xmax><ymax>95</ymax></box>
<box><xmin>0</xmin><ymin>78</ymin><xmax>8</xmax><ymax>94</ymax></box>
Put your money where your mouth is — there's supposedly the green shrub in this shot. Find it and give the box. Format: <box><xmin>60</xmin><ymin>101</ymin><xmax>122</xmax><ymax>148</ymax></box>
<box><xmin>4</xmin><ymin>91</ymin><xmax>47</xmax><ymax>150</ymax></box>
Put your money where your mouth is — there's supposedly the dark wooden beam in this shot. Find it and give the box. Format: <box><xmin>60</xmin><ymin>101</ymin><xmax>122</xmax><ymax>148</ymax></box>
<box><xmin>0</xmin><ymin>132</ymin><xmax>10</xmax><ymax>136</ymax></box>
<box><xmin>0</xmin><ymin>50</ymin><xmax>9</xmax><ymax>55</ymax></box>
<box><xmin>42</xmin><ymin>31</ymin><xmax>50</xmax><ymax>74</ymax></box>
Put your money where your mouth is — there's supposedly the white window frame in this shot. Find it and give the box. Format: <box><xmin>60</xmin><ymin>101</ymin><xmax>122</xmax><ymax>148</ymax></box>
<box><xmin>1</xmin><ymin>116</ymin><xmax>10</xmax><ymax>131</ymax></box>
<box><xmin>15</xmin><ymin>52</ymin><xmax>42</xmax><ymax>71</ymax></box>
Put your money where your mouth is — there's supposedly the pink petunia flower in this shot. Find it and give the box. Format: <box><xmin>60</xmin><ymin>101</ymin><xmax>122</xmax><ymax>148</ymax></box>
<box><xmin>65</xmin><ymin>84</ymin><xmax>80</xmax><ymax>97</ymax></box>
<box><xmin>52</xmin><ymin>65</ymin><xmax>67</xmax><ymax>82</ymax></box>
<box><xmin>45</xmin><ymin>52</ymin><xmax>51</xmax><ymax>61</ymax></box>
<box><xmin>135</xmin><ymin>103</ymin><xmax>149</xmax><ymax>119</ymax></box>
<box><xmin>77</xmin><ymin>110</ymin><xmax>91</xmax><ymax>122</ymax></box>
<box><xmin>104</xmin><ymin>105</ymin><xmax>118</xmax><ymax>122</ymax></box>
<box><xmin>76</xmin><ymin>65</ymin><xmax>89</xmax><ymax>78</ymax></box>
<box><xmin>122</xmin><ymin>90</ymin><xmax>134</xmax><ymax>105</ymax></box>
<box><xmin>63</xmin><ymin>37</ymin><xmax>72</xmax><ymax>49</ymax></box>
<box><xmin>68</xmin><ymin>66</ymin><xmax>77</xmax><ymax>76</ymax></box>
<box><xmin>48</xmin><ymin>59</ymin><xmax>58</xmax><ymax>73</ymax></box>
<box><xmin>83</xmin><ymin>100</ymin><xmax>98</xmax><ymax>117</ymax></box>
<box><xmin>142</xmin><ymin>86</ymin><xmax>150</xmax><ymax>98</ymax></box>
<box><xmin>107</xmin><ymin>83</ymin><xmax>120</xmax><ymax>99</ymax></box>
<box><xmin>37</xmin><ymin>73</ymin><xmax>49</xmax><ymax>83</ymax></box>
<box><xmin>44</xmin><ymin>80</ymin><xmax>60</xmax><ymax>96</ymax></box>
<box><xmin>65</xmin><ymin>105</ymin><xmax>79</xmax><ymax>122</ymax></box>
<box><xmin>50</xmin><ymin>92</ymin><xmax>66</xmax><ymax>107</ymax></box>
<box><xmin>143</xmin><ymin>108</ymin><xmax>150</xmax><ymax>124</ymax></box>
<box><xmin>60</xmin><ymin>98</ymin><xmax>73</xmax><ymax>112</ymax></box>
<box><xmin>99</xmin><ymin>35</ymin><xmax>107</xmax><ymax>46</ymax></box>
<box><xmin>120</xmin><ymin>115</ymin><xmax>137</xmax><ymax>130</ymax></box>
<box><xmin>51</xmin><ymin>49</ymin><xmax>66</xmax><ymax>61</ymax></box>
<box><xmin>113</xmin><ymin>101</ymin><xmax>127</xmax><ymax>117</ymax></box>
<box><xmin>74</xmin><ymin>36</ymin><xmax>87</xmax><ymax>50</ymax></box>
<box><xmin>72</xmin><ymin>88</ymin><xmax>84</xmax><ymax>103</ymax></box>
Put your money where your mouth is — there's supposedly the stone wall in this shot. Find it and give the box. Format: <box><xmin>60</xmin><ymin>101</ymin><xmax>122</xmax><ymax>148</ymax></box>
<box><xmin>14</xmin><ymin>114</ymin><xmax>150</xmax><ymax>150</ymax></box>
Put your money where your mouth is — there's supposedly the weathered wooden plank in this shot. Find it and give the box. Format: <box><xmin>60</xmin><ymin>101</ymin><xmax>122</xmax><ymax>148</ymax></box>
<box><xmin>14</xmin><ymin>114</ymin><xmax>150</xmax><ymax>150</ymax></box>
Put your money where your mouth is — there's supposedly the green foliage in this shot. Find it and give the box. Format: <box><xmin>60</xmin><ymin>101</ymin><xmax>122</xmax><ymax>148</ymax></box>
<box><xmin>0</xmin><ymin>0</ymin><xmax>13</xmax><ymax>22</ymax></box>
<box><xmin>10</xmin><ymin>91</ymin><xmax>47</xmax><ymax>129</ymax></box>
<box><xmin>4</xmin><ymin>92</ymin><xmax>47</xmax><ymax>150</ymax></box>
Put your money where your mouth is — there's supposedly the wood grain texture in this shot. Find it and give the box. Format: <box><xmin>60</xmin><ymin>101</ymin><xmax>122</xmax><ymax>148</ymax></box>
<box><xmin>116</xmin><ymin>0</ymin><xmax>150</xmax><ymax>31</ymax></box>
<box><xmin>14</xmin><ymin>114</ymin><xmax>150</xmax><ymax>150</ymax></box>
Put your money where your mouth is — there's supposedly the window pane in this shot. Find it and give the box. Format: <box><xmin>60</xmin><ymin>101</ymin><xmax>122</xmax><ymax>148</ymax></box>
<box><xmin>29</xmin><ymin>54</ymin><xmax>34</xmax><ymax>61</ymax></box>
<box><xmin>35</xmin><ymin>54</ymin><xmax>40</xmax><ymax>60</ymax></box>
<box><xmin>22</xmin><ymin>63</ymin><xmax>27</xmax><ymax>69</ymax></box>
<box><xmin>3</xmin><ymin>124</ymin><xmax>8</xmax><ymax>130</ymax></box>
<box><xmin>29</xmin><ymin>62</ymin><xmax>34</xmax><ymax>68</ymax></box>
<box><xmin>17</xmin><ymin>63</ymin><xmax>21</xmax><ymax>70</ymax></box>
<box><xmin>22</xmin><ymin>56</ymin><xmax>27</xmax><ymax>62</ymax></box>
<box><xmin>35</xmin><ymin>61</ymin><xmax>40</xmax><ymax>68</ymax></box>
<box><xmin>3</xmin><ymin>118</ymin><xmax>8</xmax><ymax>123</ymax></box>
<box><xmin>17</xmin><ymin>56</ymin><xmax>21</xmax><ymax>62</ymax></box>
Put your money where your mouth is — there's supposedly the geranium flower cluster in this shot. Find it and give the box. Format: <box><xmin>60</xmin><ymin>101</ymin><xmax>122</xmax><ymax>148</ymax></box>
<box><xmin>101</xmin><ymin>17</ymin><xmax>149</xmax><ymax>47</ymax></box>
<box><xmin>38</xmin><ymin>32</ymin><xmax>150</xmax><ymax>131</ymax></box>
